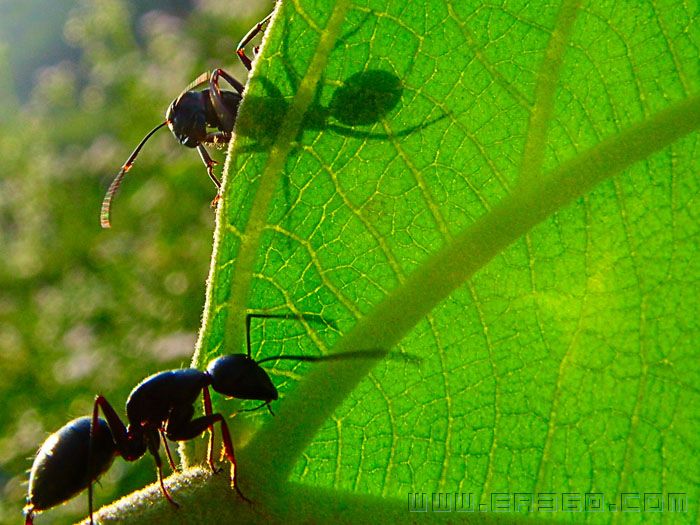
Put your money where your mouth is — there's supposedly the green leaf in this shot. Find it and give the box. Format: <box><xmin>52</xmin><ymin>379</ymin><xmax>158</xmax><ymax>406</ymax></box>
<box><xmin>100</xmin><ymin>0</ymin><xmax>700</xmax><ymax>522</ymax></box>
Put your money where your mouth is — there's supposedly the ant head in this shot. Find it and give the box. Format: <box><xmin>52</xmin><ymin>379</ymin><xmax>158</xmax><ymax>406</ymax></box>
<box><xmin>166</xmin><ymin>91</ymin><xmax>208</xmax><ymax>148</ymax></box>
<box><xmin>206</xmin><ymin>354</ymin><xmax>279</xmax><ymax>402</ymax></box>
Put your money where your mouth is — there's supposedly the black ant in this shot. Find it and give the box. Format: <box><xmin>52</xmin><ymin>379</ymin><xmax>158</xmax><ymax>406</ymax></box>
<box><xmin>100</xmin><ymin>13</ymin><xmax>272</xmax><ymax>228</ymax></box>
<box><xmin>25</xmin><ymin>311</ymin><xmax>386</xmax><ymax>524</ymax></box>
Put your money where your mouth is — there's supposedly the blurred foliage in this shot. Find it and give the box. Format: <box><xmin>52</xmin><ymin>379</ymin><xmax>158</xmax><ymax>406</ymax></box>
<box><xmin>0</xmin><ymin>0</ymin><xmax>271</xmax><ymax>523</ymax></box>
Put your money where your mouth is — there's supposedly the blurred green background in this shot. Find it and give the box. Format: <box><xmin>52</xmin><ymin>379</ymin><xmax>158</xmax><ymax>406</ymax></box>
<box><xmin>0</xmin><ymin>0</ymin><xmax>271</xmax><ymax>523</ymax></box>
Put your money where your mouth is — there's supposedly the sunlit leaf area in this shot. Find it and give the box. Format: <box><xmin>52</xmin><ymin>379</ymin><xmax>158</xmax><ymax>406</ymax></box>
<box><xmin>1</xmin><ymin>0</ymin><xmax>699</xmax><ymax>524</ymax></box>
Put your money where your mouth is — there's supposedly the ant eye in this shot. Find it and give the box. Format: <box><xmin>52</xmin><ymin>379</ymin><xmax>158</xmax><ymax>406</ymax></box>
<box><xmin>172</xmin><ymin>114</ymin><xmax>206</xmax><ymax>148</ymax></box>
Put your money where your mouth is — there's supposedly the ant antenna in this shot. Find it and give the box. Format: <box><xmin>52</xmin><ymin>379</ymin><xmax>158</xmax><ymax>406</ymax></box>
<box><xmin>235</xmin><ymin>402</ymin><xmax>274</xmax><ymax>416</ymax></box>
<box><xmin>245</xmin><ymin>312</ymin><xmax>420</xmax><ymax>365</ymax></box>
<box><xmin>245</xmin><ymin>313</ymin><xmax>336</xmax><ymax>358</ymax></box>
<box><xmin>256</xmin><ymin>349</ymin><xmax>388</xmax><ymax>365</ymax></box>
<box><xmin>100</xmin><ymin>121</ymin><xmax>169</xmax><ymax>228</ymax></box>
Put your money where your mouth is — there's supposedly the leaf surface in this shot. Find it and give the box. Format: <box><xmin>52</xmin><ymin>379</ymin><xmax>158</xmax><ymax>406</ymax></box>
<box><xmin>105</xmin><ymin>0</ymin><xmax>700</xmax><ymax>522</ymax></box>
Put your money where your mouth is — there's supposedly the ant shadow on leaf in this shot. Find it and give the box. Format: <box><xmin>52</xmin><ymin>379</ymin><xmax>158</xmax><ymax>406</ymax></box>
<box><xmin>234</xmin><ymin>15</ymin><xmax>447</xmax><ymax>151</ymax></box>
<box><xmin>229</xmin><ymin>13</ymin><xmax>448</xmax><ymax>253</ymax></box>
<box><xmin>236</xmin><ymin>69</ymin><xmax>446</xmax><ymax>150</ymax></box>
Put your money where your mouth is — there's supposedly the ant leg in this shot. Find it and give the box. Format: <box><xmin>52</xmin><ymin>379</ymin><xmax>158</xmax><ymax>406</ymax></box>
<box><xmin>160</xmin><ymin>430</ymin><xmax>178</xmax><ymax>471</ymax></box>
<box><xmin>90</xmin><ymin>395</ymin><xmax>137</xmax><ymax>525</ymax></box>
<box><xmin>209</xmin><ymin>68</ymin><xmax>244</xmax><ymax>131</ymax></box>
<box><xmin>201</xmin><ymin>387</ymin><xmax>219</xmax><ymax>473</ymax></box>
<box><xmin>203</xmin><ymin>131</ymin><xmax>232</xmax><ymax>147</ymax></box>
<box><xmin>197</xmin><ymin>145</ymin><xmax>221</xmax><ymax>188</ymax></box>
<box><xmin>196</xmin><ymin>145</ymin><xmax>222</xmax><ymax>207</ymax></box>
<box><xmin>213</xmin><ymin>413</ymin><xmax>251</xmax><ymax>502</ymax></box>
<box><xmin>165</xmin><ymin>412</ymin><xmax>250</xmax><ymax>503</ymax></box>
<box><xmin>237</xmin><ymin>13</ymin><xmax>272</xmax><ymax>71</ymax></box>
<box><xmin>212</xmin><ymin>68</ymin><xmax>245</xmax><ymax>96</ymax></box>
<box><xmin>92</xmin><ymin>396</ymin><xmax>135</xmax><ymax>456</ymax></box>
<box><xmin>202</xmin><ymin>131</ymin><xmax>231</xmax><ymax>198</ymax></box>
<box><xmin>145</xmin><ymin>431</ymin><xmax>179</xmax><ymax>508</ymax></box>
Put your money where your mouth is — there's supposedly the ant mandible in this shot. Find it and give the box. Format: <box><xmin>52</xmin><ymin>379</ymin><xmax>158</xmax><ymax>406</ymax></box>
<box><xmin>25</xmin><ymin>311</ymin><xmax>385</xmax><ymax>524</ymax></box>
<box><xmin>100</xmin><ymin>13</ymin><xmax>272</xmax><ymax>228</ymax></box>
